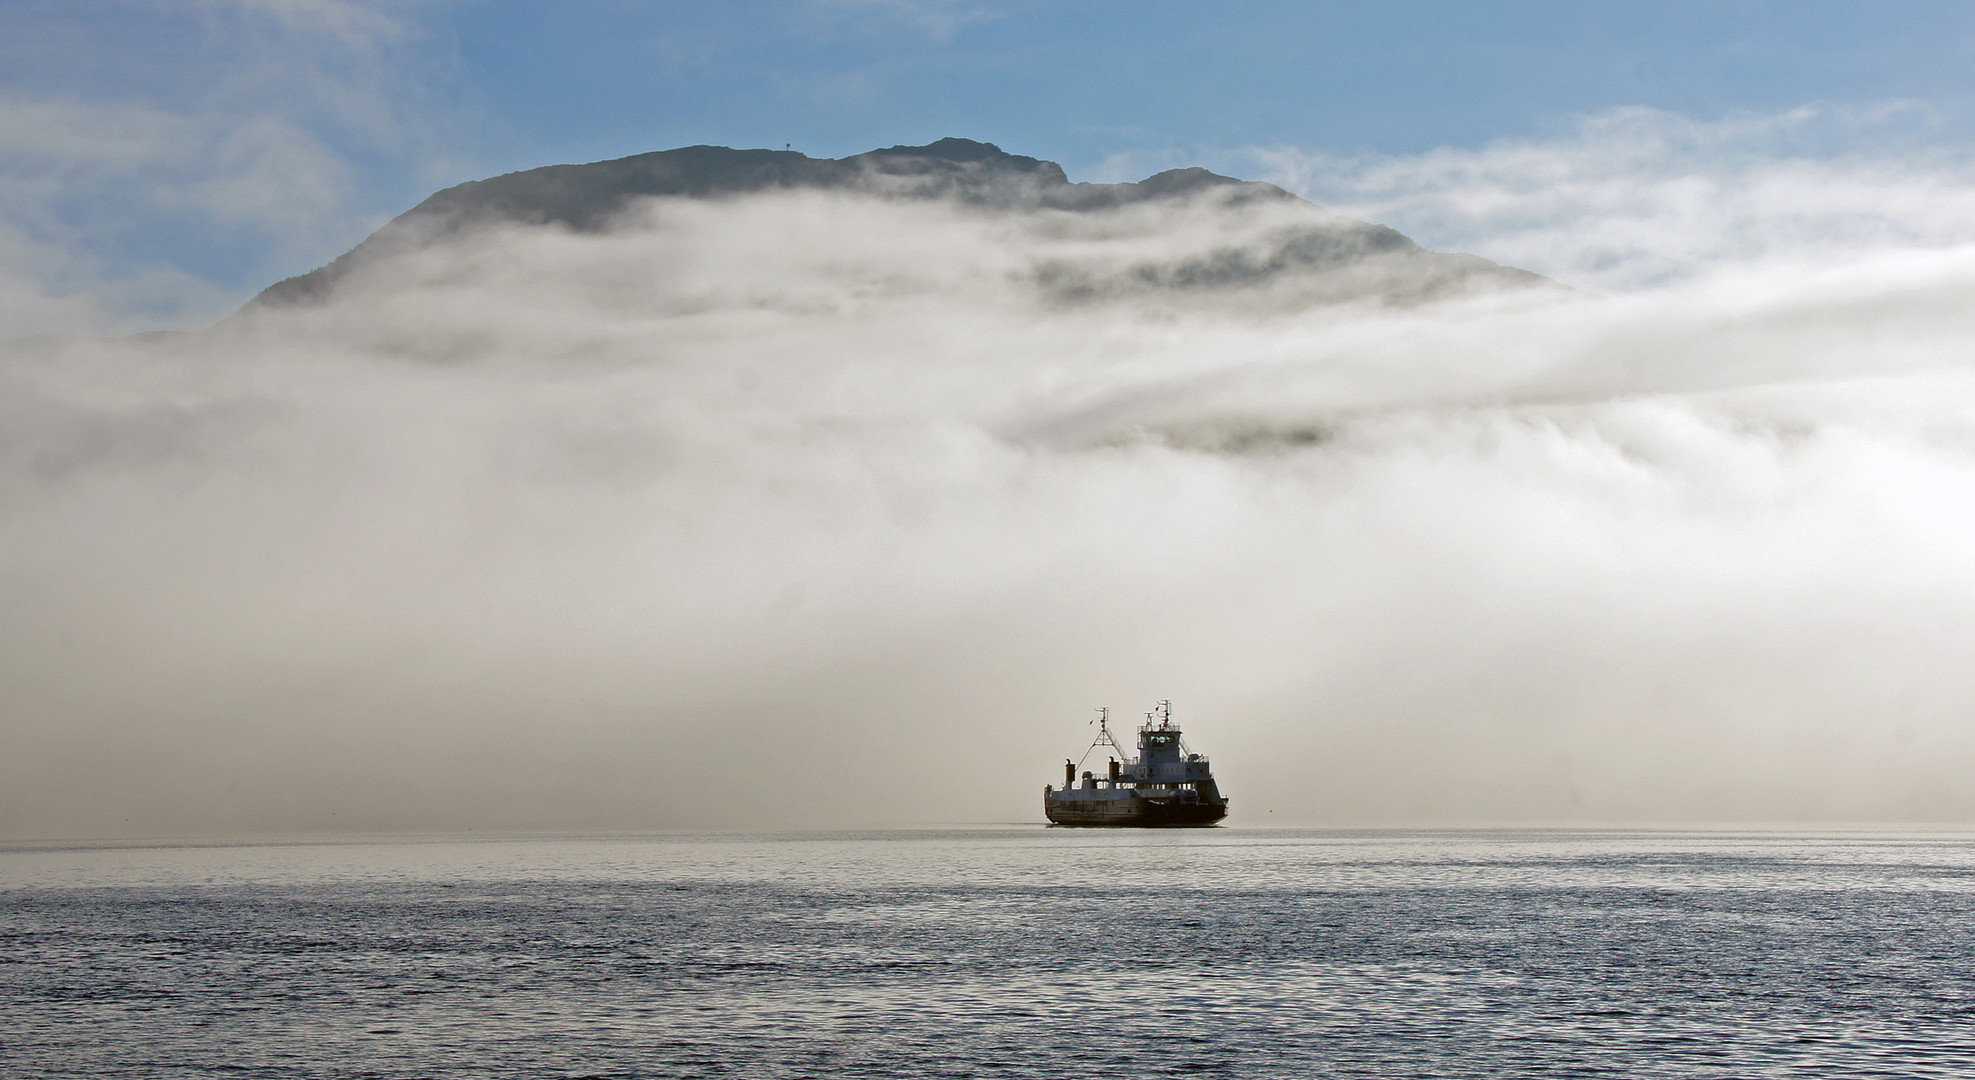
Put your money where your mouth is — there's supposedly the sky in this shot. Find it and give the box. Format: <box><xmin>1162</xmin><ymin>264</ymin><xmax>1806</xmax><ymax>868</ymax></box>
<box><xmin>7</xmin><ymin>0</ymin><xmax>1975</xmax><ymax>333</ymax></box>
<box><xmin>9</xmin><ymin>3</ymin><xmax>1975</xmax><ymax>839</ymax></box>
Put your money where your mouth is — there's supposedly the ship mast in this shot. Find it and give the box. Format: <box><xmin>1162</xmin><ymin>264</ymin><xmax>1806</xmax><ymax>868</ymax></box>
<box><xmin>1078</xmin><ymin>706</ymin><xmax>1130</xmax><ymax>769</ymax></box>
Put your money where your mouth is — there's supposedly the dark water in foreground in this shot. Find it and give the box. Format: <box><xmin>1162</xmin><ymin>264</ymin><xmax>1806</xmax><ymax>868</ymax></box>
<box><xmin>5</xmin><ymin>830</ymin><xmax>1975</xmax><ymax>1078</ymax></box>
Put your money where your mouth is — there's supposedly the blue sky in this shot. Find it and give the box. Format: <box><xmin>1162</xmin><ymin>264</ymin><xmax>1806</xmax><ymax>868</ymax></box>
<box><xmin>5</xmin><ymin>0</ymin><xmax>1975</xmax><ymax>332</ymax></box>
<box><xmin>438</xmin><ymin>1</ymin><xmax>1975</xmax><ymax>168</ymax></box>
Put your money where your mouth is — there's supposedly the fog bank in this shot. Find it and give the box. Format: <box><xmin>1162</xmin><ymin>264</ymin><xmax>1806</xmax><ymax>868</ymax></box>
<box><xmin>6</xmin><ymin>184</ymin><xmax>1975</xmax><ymax>838</ymax></box>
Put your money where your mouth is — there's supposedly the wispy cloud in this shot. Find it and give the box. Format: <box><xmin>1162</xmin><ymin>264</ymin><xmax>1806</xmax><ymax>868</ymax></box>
<box><xmin>809</xmin><ymin>0</ymin><xmax>1009</xmax><ymax>40</ymax></box>
<box><xmin>210</xmin><ymin>0</ymin><xmax>409</xmax><ymax>43</ymax></box>
<box><xmin>0</xmin><ymin>0</ymin><xmax>452</xmax><ymax>337</ymax></box>
<box><xmin>1221</xmin><ymin>105</ymin><xmax>1975</xmax><ymax>292</ymax></box>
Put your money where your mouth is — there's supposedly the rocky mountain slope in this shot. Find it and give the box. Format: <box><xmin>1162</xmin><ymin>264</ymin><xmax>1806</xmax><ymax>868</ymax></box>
<box><xmin>253</xmin><ymin>138</ymin><xmax>1549</xmax><ymax>310</ymax></box>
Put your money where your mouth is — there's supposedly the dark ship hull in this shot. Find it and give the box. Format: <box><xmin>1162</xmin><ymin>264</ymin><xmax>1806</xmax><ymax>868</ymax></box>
<box><xmin>1043</xmin><ymin>794</ymin><xmax>1228</xmax><ymax>828</ymax></box>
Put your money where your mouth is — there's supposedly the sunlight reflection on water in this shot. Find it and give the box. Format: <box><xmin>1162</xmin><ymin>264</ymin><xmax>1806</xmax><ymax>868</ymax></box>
<box><xmin>5</xmin><ymin>829</ymin><xmax>1975</xmax><ymax>1078</ymax></box>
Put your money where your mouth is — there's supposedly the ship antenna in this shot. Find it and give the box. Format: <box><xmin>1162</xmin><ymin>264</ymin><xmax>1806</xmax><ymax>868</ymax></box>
<box><xmin>1078</xmin><ymin>706</ymin><xmax>1127</xmax><ymax>769</ymax></box>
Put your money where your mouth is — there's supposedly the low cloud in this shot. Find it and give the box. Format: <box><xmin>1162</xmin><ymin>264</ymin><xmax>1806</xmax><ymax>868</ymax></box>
<box><xmin>7</xmin><ymin>161</ymin><xmax>1975</xmax><ymax>839</ymax></box>
<box><xmin>1224</xmin><ymin>105</ymin><xmax>1975</xmax><ymax>292</ymax></box>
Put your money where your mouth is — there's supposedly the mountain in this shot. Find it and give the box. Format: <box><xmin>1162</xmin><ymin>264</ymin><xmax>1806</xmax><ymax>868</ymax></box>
<box><xmin>251</xmin><ymin>138</ymin><xmax>1550</xmax><ymax>309</ymax></box>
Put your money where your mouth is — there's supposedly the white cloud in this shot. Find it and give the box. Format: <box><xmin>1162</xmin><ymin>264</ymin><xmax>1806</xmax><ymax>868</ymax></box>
<box><xmin>1223</xmin><ymin>105</ymin><xmax>1975</xmax><ymax>293</ymax></box>
<box><xmin>0</xmin><ymin>1</ymin><xmax>447</xmax><ymax>337</ymax></box>
<box><xmin>0</xmin><ymin>95</ymin><xmax>365</xmax><ymax>334</ymax></box>
<box><xmin>8</xmin><ymin>185</ymin><xmax>1975</xmax><ymax>836</ymax></box>
<box><xmin>211</xmin><ymin>0</ymin><xmax>409</xmax><ymax>44</ymax></box>
<box><xmin>810</xmin><ymin>0</ymin><xmax>1008</xmax><ymax>40</ymax></box>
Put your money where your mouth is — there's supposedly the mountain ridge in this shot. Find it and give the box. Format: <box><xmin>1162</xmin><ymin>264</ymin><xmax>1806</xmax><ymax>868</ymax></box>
<box><xmin>252</xmin><ymin>138</ymin><xmax>1548</xmax><ymax>309</ymax></box>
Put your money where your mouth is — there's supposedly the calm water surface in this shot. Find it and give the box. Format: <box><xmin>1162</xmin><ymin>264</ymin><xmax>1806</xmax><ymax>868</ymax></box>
<box><xmin>5</xmin><ymin>829</ymin><xmax>1975</xmax><ymax>1078</ymax></box>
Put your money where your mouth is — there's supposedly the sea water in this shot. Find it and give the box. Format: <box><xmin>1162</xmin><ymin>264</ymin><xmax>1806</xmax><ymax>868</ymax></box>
<box><xmin>4</xmin><ymin>829</ymin><xmax>1974</xmax><ymax>1078</ymax></box>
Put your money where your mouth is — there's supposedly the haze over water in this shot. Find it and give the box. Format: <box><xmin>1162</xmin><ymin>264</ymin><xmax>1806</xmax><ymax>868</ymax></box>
<box><xmin>6</xmin><ymin>829</ymin><xmax>1974</xmax><ymax>1078</ymax></box>
<box><xmin>13</xmin><ymin>162</ymin><xmax>1975</xmax><ymax>836</ymax></box>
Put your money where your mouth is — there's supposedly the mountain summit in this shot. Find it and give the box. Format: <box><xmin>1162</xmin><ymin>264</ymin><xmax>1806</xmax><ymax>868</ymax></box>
<box><xmin>253</xmin><ymin>139</ymin><xmax>1548</xmax><ymax>309</ymax></box>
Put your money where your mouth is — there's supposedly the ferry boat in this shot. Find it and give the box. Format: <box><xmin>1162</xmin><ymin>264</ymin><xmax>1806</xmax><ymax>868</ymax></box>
<box><xmin>1044</xmin><ymin>701</ymin><xmax>1229</xmax><ymax>827</ymax></box>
